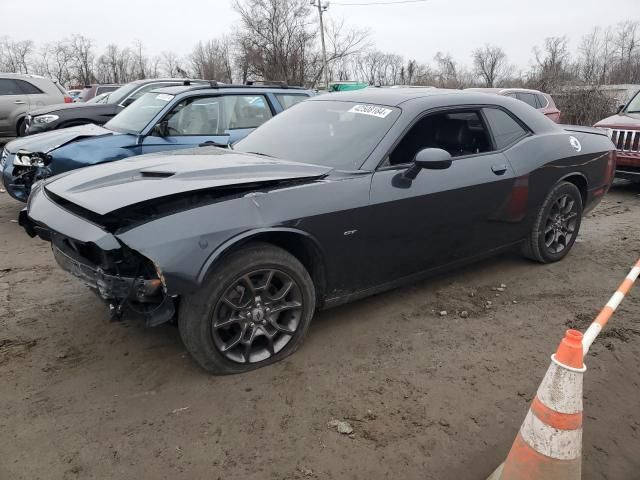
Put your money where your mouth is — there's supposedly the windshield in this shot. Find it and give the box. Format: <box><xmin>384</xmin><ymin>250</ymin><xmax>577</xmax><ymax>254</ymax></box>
<box><xmin>626</xmin><ymin>91</ymin><xmax>640</xmax><ymax>113</ymax></box>
<box><xmin>104</xmin><ymin>82</ymin><xmax>141</xmax><ymax>105</ymax></box>
<box><xmin>105</xmin><ymin>92</ymin><xmax>174</xmax><ymax>134</ymax></box>
<box><xmin>87</xmin><ymin>92</ymin><xmax>109</xmax><ymax>104</ymax></box>
<box><xmin>234</xmin><ymin>100</ymin><xmax>401</xmax><ymax>169</ymax></box>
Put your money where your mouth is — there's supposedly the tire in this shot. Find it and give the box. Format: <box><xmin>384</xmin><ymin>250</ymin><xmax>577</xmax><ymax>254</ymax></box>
<box><xmin>17</xmin><ymin>119</ymin><xmax>27</xmax><ymax>137</ymax></box>
<box><xmin>178</xmin><ymin>242</ymin><xmax>316</xmax><ymax>375</ymax></box>
<box><xmin>522</xmin><ymin>181</ymin><xmax>583</xmax><ymax>263</ymax></box>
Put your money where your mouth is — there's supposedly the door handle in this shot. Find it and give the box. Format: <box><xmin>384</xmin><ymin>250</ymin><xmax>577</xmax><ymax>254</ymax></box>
<box><xmin>14</xmin><ymin>100</ymin><xmax>25</xmax><ymax>104</ymax></box>
<box><xmin>491</xmin><ymin>164</ymin><xmax>508</xmax><ymax>175</ymax></box>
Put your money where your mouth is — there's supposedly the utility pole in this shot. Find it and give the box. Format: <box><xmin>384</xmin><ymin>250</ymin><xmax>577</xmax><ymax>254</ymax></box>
<box><xmin>311</xmin><ymin>0</ymin><xmax>329</xmax><ymax>90</ymax></box>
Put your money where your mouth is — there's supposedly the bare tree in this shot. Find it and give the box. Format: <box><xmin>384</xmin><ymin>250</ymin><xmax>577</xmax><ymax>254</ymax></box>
<box><xmin>612</xmin><ymin>20</ymin><xmax>640</xmax><ymax>83</ymax></box>
<box><xmin>233</xmin><ymin>0</ymin><xmax>315</xmax><ymax>84</ymax></box>
<box><xmin>433</xmin><ymin>52</ymin><xmax>459</xmax><ymax>88</ymax></box>
<box><xmin>69</xmin><ymin>35</ymin><xmax>95</xmax><ymax>85</ymax></box>
<box><xmin>33</xmin><ymin>40</ymin><xmax>73</xmax><ymax>85</ymax></box>
<box><xmin>472</xmin><ymin>44</ymin><xmax>510</xmax><ymax>87</ymax></box>
<box><xmin>317</xmin><ymin>17</ymin><xmax>370</xmax><ymax>86</ymax></box>
<box><xmin>161</xmin><ymin>51</ymin><xmax>183</xmax><ymax>77</ymax></box>
<box><xmin>131</xmin><ymin>40</ymin><xmax>149</xmax><ymax>79</ymax></box>
<box><xmin>191</xmin><ymin>37</ymin><xmax>233</xmax><ymax>81</ymax></box>
<box><xmin>532</xmin><ymin>36</ymin><xmax>571</xmax><ymax>90</ymax></box>
<box><xmin>0</xmin><ymin>37</ymin><xmax>34</xmax><ymax>73</ymax></box>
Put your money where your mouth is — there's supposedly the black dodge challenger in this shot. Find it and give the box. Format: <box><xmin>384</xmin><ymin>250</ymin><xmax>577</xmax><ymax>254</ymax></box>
<box><xmin>20</xmin><ymin>88</ymin><xmax>616</xmax><ymax>374</ymax></box>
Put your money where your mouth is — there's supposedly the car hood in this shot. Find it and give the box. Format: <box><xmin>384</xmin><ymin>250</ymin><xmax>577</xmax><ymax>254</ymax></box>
<box><xmin>594</xmin><ymin>112</ymin><xmax>640</xmax><ymax>129</ymax></box>
<box><xmin>5</xmin><ymin>124</ymin><xmax>114</xmax><ymax>154</ymax></box>
<box><xmin>45</xmin><ymin>147</ymin><xmax>333</xmax><ymax>215</ymax></box>
<box><xmin>29</xmin><ymin>101</ymin><xmax>107</xmax><ymax>117</ymax></box>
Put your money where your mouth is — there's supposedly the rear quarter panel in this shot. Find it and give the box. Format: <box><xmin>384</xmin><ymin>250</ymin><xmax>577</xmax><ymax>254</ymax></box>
<box><xmin>504</xmin><ymin>130</ymin><xmax>613</xmax><ymax>230</ymax></box>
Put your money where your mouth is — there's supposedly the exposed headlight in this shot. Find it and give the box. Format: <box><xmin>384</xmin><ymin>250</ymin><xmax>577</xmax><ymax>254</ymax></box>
<box><xmin>13</xmin><ymin>150</ymin><xmax>50</xmax><ymax>168</ymax></box>
<box><xmin>32</xmin><ymin>114</ymin><xmax>59</xmax><ymax>124</ymax></box>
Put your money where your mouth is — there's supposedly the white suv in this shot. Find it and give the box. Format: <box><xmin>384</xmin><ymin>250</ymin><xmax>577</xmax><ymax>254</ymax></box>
<box><xmin>0</xmin><ymin>73</ymin><xmax>69</xmax><ymax>137</ymax></box>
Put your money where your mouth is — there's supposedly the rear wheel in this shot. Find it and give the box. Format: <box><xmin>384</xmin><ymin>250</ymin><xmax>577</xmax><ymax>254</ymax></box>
<box><xmin>178</xmin><ymin>243</ymin><xmax>316</xmax><ymax>375</ymax></box>
<box><xmin>522</xmin><ymin>181</ymin><xmax>583</xmax><ymax>263</ymax></box>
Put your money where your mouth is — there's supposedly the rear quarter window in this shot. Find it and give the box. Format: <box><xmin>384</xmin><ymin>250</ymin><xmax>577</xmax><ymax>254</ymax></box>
<box><xmin>483</xmin><ymin>108</ymin><xmax>528</xmax><ymax>149</ymax></box>
<box><xmin>17</xmin><ymin>80</ymin><xmax>44</xmax><ymax>94</ymax></box>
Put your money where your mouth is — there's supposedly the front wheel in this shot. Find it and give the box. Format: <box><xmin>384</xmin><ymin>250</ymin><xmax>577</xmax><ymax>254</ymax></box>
<box><xmin>178</xmin><ymin>243</ymin><xmax>316</xmax><ymax>375</ymax></box>
<box><xmin>17</xmin><ymin>119</ymin><xmax>27</xmax><ymax>136</ymax></box>
<box><xmin>522</xmin><ymin>181</ymin><xmax>583</xmax><ymax>263</ymax></box>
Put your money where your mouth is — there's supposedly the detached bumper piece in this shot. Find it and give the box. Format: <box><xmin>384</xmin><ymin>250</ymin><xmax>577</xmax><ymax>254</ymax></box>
<box><xmin>50</xmin><ymin>233</ymin><xmax>175</xmax><ymax>326</ymax></box>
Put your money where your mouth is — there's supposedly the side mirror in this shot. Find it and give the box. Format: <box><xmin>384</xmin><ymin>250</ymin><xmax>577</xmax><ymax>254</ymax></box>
<box><xmin>153</xmin><ymin>121</ymin><xmax>168</xmax><ymax>137</ymax></box>
<box><xmin>617</xmin><ymin>104</ymin><xmax>625</xmax><ymax>114</ymax></box>
<box><xmin>392</xmin><ymin>148</ymin><xmax>452</xmax><ymax>188</ymax></box>
<box><xmin>405</xmin><ymin>148</ymin><xmax>452</xmax><ymax>179</ymax></box>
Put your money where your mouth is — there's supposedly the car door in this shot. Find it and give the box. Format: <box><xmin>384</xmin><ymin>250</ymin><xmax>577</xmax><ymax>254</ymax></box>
<box><xmin>140</xmin><ymin>93</ymin><xmax>274</xmax><ymax>154</ymax></box>
<box><xmin>365</xmin><ymin>108</ymin><xmax>519</xmax><ymax>285</ymax></box>
<box><xmin>0</xmin><ymin>78</ymin><xmax>30</xmax><ymax>136</ymax></box>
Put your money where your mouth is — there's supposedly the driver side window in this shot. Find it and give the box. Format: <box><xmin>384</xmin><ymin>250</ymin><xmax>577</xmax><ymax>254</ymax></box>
<box><xmin>386</xmin><ymin>109</ymin><xmax>493</xmax><ymax>166</ymax></box>
<box><xmin>159</xmin><ymin>95</ymin><xmax>273</xmax><ymax>136</ymax></box>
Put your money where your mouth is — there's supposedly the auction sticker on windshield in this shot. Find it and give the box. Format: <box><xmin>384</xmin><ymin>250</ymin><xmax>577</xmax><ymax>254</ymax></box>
<box><xmin>348</xmin><ymin>104</ymin><xmax>393</xmax><ymax>118</ymax></box>
<box><xmin>156</xmin><ymin>94</ymin><xmax>174</xmax><ymax>102</ymax></box>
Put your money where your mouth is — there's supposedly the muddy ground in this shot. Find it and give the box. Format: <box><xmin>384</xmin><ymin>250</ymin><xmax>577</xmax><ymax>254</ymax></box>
<box><xmin>1</xmin><ymin>183</ymin><xmax>639</xmax><ymax>480</ymax></box>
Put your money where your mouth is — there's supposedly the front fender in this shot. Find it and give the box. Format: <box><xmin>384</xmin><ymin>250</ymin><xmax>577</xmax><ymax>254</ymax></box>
<box><xmin>196</xmin><ymin>226</ymin><xmax>327</xmax><ymax>285</ymax></box>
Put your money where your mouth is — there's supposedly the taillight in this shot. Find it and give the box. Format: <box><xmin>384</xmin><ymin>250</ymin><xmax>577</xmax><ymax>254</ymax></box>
<box><xmin>63</xmin><ymin>96</ymin><xmax>72</xmax><ymax>103</ymax></box>
<box><xmin>604</xmin><ymin>150</ymin><xmax>616</xmax><ymax>187</ymax></box>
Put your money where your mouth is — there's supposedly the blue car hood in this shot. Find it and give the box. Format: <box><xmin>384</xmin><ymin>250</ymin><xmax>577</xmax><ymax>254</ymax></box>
<box><xmin>5</xmin><ymin>124</ymin><xmax>114</xmax><ymax>154</ymax></box>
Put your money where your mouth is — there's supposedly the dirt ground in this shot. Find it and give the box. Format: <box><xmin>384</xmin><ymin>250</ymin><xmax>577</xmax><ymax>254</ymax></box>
<box><xmin>1</xmin><ymin>182</ymin><xmax>639</xmax><ymax>480</ymax></box>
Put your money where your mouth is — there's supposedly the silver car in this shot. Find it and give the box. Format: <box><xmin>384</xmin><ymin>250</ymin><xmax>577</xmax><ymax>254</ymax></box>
<box><xmin>0</xmin><ymin>73</ymin><xmax>69</xmax><ymax>137</ymax></box>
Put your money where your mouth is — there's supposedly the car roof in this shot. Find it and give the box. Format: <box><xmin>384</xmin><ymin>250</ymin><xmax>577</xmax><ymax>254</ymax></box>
<box><xmin>128</xmin><ymin>78</ymin><xmax>206</xmax><ymax>86</ymax></box>
<box><xmin>307</xmin><ymin>87</ymin><xmax>496</xmax><ymax>107</ymax></box>
<box><xmin>0</xmin><ymin>72</ymin><xmax>49</xmax><ymax>80</ymax></box>
<box><xmin>466</xmin><ymin>87</ymin><xmax>544</xmax><ymax>95</ymax></box>
<box><xmin>150</xmin><ymin>83</ymin><xmax>314</xmax><ymax>96</ymax></box>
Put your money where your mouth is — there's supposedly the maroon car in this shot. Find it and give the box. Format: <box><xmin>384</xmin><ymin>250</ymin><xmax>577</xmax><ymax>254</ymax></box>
<box><xmin>466</xmin><ymin>88</ymin><xmax>562</xmax><ymax>123</ymax></box>
<box><xmin>76</xmin><ymin>84</ymin><xmax>121</xmax><ymax>103</ymax></box>
<box><xmin>595</xmin><ymin>89</ymin><xmax>640</xmax><ymax>182</ymax></box>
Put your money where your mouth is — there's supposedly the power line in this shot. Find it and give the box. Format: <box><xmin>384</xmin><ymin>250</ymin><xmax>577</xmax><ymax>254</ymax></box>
<box><xmin>331</xmin><ymin>0</ymin><xmax>428</xmax><ymax>6</ymax></box>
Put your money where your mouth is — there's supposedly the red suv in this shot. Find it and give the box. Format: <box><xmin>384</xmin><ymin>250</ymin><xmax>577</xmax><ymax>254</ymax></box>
<box><xmin>466</xmin><ymin>88</ymin><xmax>562</xmax><ymax>123</ymax></box>
<box><xmin>595</xmin><ymin>89</ymin><xmax>640</xmax><ymax>182</ymax></box>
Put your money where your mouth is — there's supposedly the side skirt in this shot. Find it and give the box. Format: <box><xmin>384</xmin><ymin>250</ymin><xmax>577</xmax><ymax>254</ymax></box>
<box><xmin>321</xmin><ymin>241</ymin><xmax>523</xmax><ymax>310</ymax></box>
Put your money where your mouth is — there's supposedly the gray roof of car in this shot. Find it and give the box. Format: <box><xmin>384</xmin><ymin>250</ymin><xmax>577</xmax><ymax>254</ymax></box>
<box><xmin>150</xmin><ymin>84</ymin><xmax>313</xmax><ymax>96</ymax></box>
<box><xmin>308</xmin><ymin>87</ymin><xmax>512</xmax><ymax>107</ymax></box>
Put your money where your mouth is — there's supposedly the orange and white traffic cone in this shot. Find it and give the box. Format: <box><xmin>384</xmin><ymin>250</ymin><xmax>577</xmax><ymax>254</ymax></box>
<box><xmin>488</xmin><ymin>329</ymin><xmax>586</xmax><ymax>480</ymax></box>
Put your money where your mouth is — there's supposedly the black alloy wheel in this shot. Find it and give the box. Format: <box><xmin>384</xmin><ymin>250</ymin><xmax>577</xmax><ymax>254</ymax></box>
<box><xmin>542</xmin><ymin>194</ymin><xmax>579</xmax><ymax>254</ymax></box>
<box><xmin>211</xmin><ymin>268</ymin><xmax>303</xmax><ymax>364</ymax></box>
<box><xmin>179</xmin><ymin>243</ymin><xmax>316</xmax><ymax>375</ymax></box>
<box><xmin>522</xmin><ymin>181</ymin><xmax>583</xmax><ymax>263</ymax></box>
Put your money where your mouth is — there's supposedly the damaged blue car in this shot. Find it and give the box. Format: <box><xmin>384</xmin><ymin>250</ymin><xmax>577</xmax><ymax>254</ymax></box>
<box><xmin>1</xmin><ymin>82</ymin><xmax>312</xmax><ymax>201</ymax></box>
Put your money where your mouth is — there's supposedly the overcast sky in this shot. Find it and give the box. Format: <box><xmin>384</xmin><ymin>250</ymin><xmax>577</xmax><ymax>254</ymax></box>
<box><xmin>2</xmin><ymin>0</ymin><xmax>638</xmax><ymax>69</ymax></box>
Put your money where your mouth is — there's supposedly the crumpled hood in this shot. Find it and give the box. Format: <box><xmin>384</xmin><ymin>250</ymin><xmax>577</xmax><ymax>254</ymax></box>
<box><xmin>45</xmin><ymin>147</ymin><xmax>333</xmax><ymax>215</ymax></box>
<box><xmin>594</xmin><ymin>112</ymin><xmax>640</xmax><ymax>129</ymax></box>
<box><xmin>5</xmin><ymin>123</ymin><xmax>113</xmax><ymax>154</ymax></box>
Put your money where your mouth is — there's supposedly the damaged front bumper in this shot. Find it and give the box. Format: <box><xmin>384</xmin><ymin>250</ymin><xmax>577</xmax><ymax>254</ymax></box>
<box><xmin>20</xmin><ymin>186</ymin><xmax>176</xmax><ymax>326</ymax></box>
<box><xmin>1</xmin><ymin>149</ymin><xmax>51</xmax><ymax>202</ymax></box>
